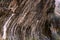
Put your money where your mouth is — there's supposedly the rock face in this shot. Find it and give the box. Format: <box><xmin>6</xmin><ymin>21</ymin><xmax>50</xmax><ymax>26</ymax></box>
<box><xmin>0</xmin><ymin>0</ymin><xmax>56</xmax><ymax>40</ymax></box>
